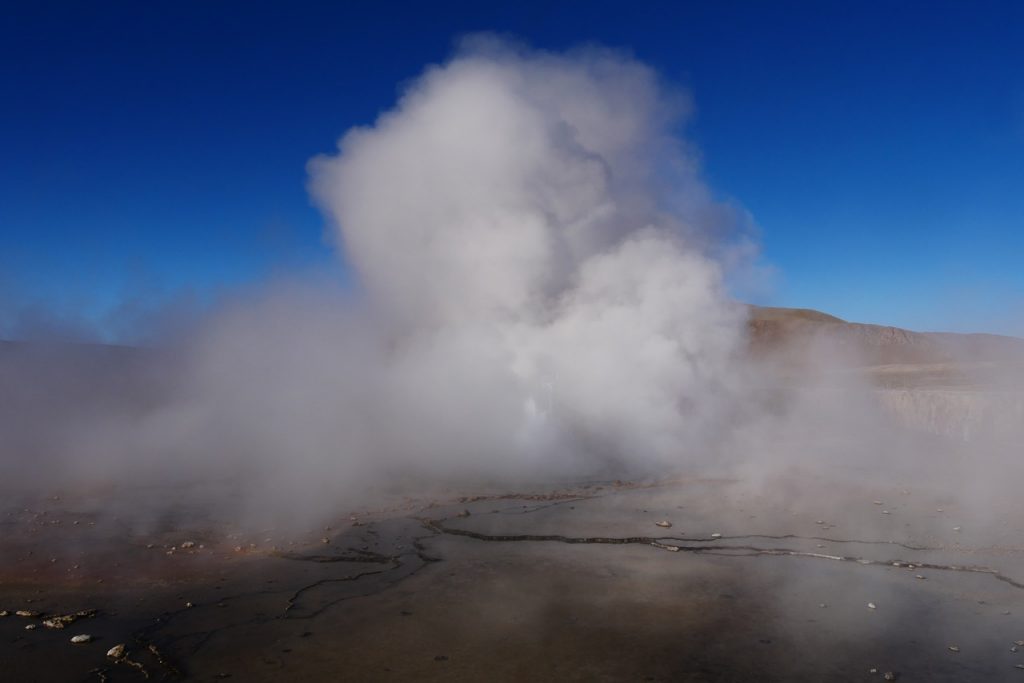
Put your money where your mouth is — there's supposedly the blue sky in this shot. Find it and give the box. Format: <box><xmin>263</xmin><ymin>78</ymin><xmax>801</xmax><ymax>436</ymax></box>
<box><xmin>2</xmin><ymin>1</ymin><xmax>1023</xmax><ymax>337</ymax></box>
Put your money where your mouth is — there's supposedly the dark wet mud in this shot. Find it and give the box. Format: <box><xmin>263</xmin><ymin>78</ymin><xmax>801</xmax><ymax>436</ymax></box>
<box><xmin>3</xmin><ymin>475</ymin><xmax>1024</xmax><ymax>681</ymax></box>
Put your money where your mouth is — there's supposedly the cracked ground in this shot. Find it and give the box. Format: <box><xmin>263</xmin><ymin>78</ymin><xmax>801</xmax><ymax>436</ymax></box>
<box><xmin>3</xmin><ymin>469</ymin><xmax>1024</xmax><ymax>681</ymax></box>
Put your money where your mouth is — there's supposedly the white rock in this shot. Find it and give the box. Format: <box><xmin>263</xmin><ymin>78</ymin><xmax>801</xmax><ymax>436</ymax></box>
<box><xmin>70</xmin><ymin>634</ymin><xmax>92</xmax><ymax>643</ymax></box>
<box><xmin>867</xmin><ymin>602</ymin><xmax>877</xmax><ymax>609</ymax></box>
<box><xmin>107</xmin><ymin>643</ymin><xmax>126</xmax><ymax>659</ymax></box>
<box><xmin>655</xmin><ymin>520</ymin><xmax>672</xmax><ymax>528</ymax></box>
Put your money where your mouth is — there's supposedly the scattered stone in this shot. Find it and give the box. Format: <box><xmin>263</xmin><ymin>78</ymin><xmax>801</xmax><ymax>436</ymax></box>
<box><xmin>106</xmin><ymin>644</ymin><xmax>126</xmax><ymax>659</ymax></box>
<box><xmin>25</xmin><ymin>624</ymin><xmax>37</xmax><ymax>630</ymax></box>
<box><xmin>1015</xmin><ymin>664</ymin><xmax>1024</xmax><ymax>670</ymax></box>
<box><xmin>882</xmin><ymin>510</ymin><xmax>891</xmax><ymax>515</ymax></box>
<box><xmin>15</xmin><ymin>610</ymin><xmax>40</xmax><ymax>618</ymax></box>
<box><xmin>180</xmin><ymin>541</ymin><xmax>195</xmax><ymax>549</ymax></box>
<box><xmin>1015</xmin><ymin>640</ymin><xmax>1024</xmax><ymax>647</ymax></box>
<box><xmin>0</xmin><ymin>610</ymin><xmax>8</xmax><ymax>617</ymax></box>
<box><xmin>915</xmin><ymin>575</ymin><xmax>925</xmax><ymax>580</ymax></box>
<box><xmin>873</xmin><ymin>501</ymin><xmax>883</xmax><ymax>505</ymax></box>
<box><xmin>948</xmin><ymin>645</ymin><xmax>960</xmax><ymax>653</ymax></box>
<box><xmin>70</xmin><ymin>634</ymin><xmax>93</xmax><ymax>643</ymax></box>
<box><xmin>710</xmin><ymin>533</ymin><xmax>722</xmax><ymax>539</ymax></box>
<box><xmin>869</xmin><ymin>668</ymin><xmax>878</xmax><ymax>674</ymax></box>
<box><xmin>42</xmin><ymin>609</ymin><xmax>97</xmax><ymax>630</ymax></box>
<box><xmin>867</xmin><ymin>602</ymin><xmax>877</xmax><ymax>610</ymax></box>
<box><xmin>655</xmin><ymin>520</ymin><xmax>672</xmax><ymax>528</ymax></box>
<box><xmin>953</xmin><ymin>526</ymin><xmax>962</xmax><ymax>532</ymax></box>
<box><xmin>650</xmin><ymin>541</ymin><xmax>680</xmax><ymax>552</ymax></box>
<box><xmin>320</xmin><ymin>537</ymin><xmax>330</xmax><ymax>544</ymax></box>
<box><xmin>884</xmin><ymin>672</ymin><xmax>898</xmax><ymax>681</ymax></box>
<box><xmin>818</xmin><ymin>603</ymin><xmax>827</xmax><ymax>608</ymax></box>
<box><xmin>185</xmin><ymin>602</ymin><xmax>194</xmax><ymax>608</ymax></box>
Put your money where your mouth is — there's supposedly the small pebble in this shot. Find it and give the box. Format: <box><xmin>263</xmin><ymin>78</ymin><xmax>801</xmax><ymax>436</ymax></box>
<box><xmin>710</xmin><ymin>533</ymin><xmax>722</xmax><ymax>539</ymax></box>
<box><xmin>70</xmin><ymin>634</ymin><xmax>92</xmax><ymax>643</ymax></box>
<box><xmin>948</xmin><ymin>645</ymin><xmax>960</xmax><ymax>653</ymax></box>
<box><xmin>106</xmin><ymin>644</ymin><xmax>126</xmax><ymax>659</ymax></box>
<box><xmin>867</xmin><ymin>602</ymin><xmax>876</xmax><ymax>609</ymax></box>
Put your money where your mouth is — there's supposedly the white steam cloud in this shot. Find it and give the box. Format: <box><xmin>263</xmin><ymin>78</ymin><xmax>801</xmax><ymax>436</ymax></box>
<box><xmin>306</xmin><ymin>38</ymin><xmax>750</xmax><ymax>469</ymax></box>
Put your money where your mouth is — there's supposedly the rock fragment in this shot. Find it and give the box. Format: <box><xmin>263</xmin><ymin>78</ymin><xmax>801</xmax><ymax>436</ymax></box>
<box><xmin>16</xmin><ymin>610</ymin><xmax>41</xmax><ymax>618</ymax></box>
<box><xmin>867</xmin><ymin>602</ymin><xmax>877</xmax><ymax>610</ymax></box>
<box><xmin>948</xmin><ymin>645</ymin><xmax>960</xmax><ymax>653</ymax></box>
<box><xmin>650</xmin><ymin>541</ymin><xmax>680</xmax><ymax>552</ymax></box>
<box><xmin>106</xmin><ymin>644</ymin><xmax>126</xmax><ymax>659</ymax></box>
<box><xmin>70</xmin><ymin>634</ymin><xmax>93</xmax><ymax>643</ymax></box>
<box><xmin>655</xmin><ymin>520</ymin><xmax>672</xmax><ymax>528</ymax></box>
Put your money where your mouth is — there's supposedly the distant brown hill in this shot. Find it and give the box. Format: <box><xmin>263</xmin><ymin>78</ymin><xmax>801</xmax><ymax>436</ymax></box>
<box><xmin>747</xmin><ymin>305</ymin><xmax>1024</xmax><ymax>369</ymax></box>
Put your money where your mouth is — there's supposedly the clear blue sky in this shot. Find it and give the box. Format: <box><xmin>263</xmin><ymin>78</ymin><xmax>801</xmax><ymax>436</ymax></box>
<box><xmin>2</xmin><ymin>1</ymin><xmax>1023</xmax><ymax>337</ymax></box>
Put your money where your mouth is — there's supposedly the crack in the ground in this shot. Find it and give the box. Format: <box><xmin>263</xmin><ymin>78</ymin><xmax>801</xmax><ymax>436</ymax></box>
<box><xmin>283</xmin><ymin>563</ymin><xmax>399</xmax><ymax>617</ymax></box>
<box><xmin>422</xmin><ymin>518</ymin><xmax>1024</xmax><ymax>590</ymax></box>
<box><xmin>694</xmin><ymin>533</ymin><xmax>933</xmax><ymax>551</ymax></box>
<box><xmin>271</xmin><ymin>548</ymin><xmax>393</xmax><ymax>564</ymax></box>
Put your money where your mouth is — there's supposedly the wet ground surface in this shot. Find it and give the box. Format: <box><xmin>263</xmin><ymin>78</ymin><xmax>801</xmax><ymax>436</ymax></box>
<box><xmin>3</xmin><ymin>473</ymin><xmax>1024</xmax><ymax>681</ymax></box>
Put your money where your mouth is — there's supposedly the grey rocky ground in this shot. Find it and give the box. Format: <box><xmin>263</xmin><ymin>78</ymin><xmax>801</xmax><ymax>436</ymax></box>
<box><xmin>3</xmin><ymin>468</ymin><xmax>1024</xmax><ymax>682</ymax></box>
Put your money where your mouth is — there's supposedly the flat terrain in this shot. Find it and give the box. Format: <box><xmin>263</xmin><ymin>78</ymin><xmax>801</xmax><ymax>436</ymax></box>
<box><xmin>4</xmin><ymin>465</ymin><xmax>1024</xmax><ymax>682</ymax></box>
